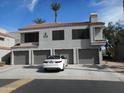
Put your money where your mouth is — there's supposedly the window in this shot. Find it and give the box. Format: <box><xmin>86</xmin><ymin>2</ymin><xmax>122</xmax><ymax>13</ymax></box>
<box><xmin>52</xmin><ymin>30</ymin><xmax>64</xmax><ymax>40</ymax></box>
<box><xmin>61</xmin><ymin>56</ymin><xmax>66</xmax><ymax>59</ymax></box>
<box><xmin>72</xmin><ymin>29</ymin><xmax>90</xmax><ymax>39</ymax></box>
<box><xmin>95</xmin><ymin>27</ymin><xmax>101</xmax><ymax>37</ymax></box>
<box><xmin>47</xmin><ymin>55</ymin><xmax>60</xmax><ymax>59</ymax></box>
<box><xmin>95</xmin><ymin>27</ymin><xmax>101</xmax><ymax>32</ymax></box>
<box><xmin>24</xmin><ymin>32</ymin><xmax>39</xmax><ymax>43</ymax></box>
<box><xmin>0</xmin><ymin>37</ymin><xmax>4</xmax><ymax>41</ymax></box>
<box><xmin>93</xmin><ymin>27</ymin><xmax>102</xmax><ymax>40</ymax></box>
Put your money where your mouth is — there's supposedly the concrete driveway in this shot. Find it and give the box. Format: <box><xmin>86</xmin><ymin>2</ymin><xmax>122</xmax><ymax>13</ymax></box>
<box><xmin>0</xmin><ymin>65</ymin><xmax>124</xmax><ymax>81</ymax></box>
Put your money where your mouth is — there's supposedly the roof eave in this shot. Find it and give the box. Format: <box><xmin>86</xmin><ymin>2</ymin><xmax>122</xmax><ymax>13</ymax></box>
<box><xmin>18</xmin><ymin>22</ymin><xmax>105</xmax><ymax>31</ymax></box>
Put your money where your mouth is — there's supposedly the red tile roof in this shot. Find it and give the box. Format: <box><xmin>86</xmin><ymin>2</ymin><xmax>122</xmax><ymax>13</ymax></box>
<box><xmin>12</xmin><ymin>43</ymin><xmax>38</xmax><ymax>49</ymax></box>
<box><xmin>0</xmin><ymin>32</ymin><xmax>14</xmax><ymax>39</ymax></box>
<box><xmin>12</xmin><ymin>45</ymin><xmax>37</xmax><ymax>48</ymax></box>
<box><xmin>0</xmin><ymin>46</ymin><xmax>11</xmax><ymax>50</ymax></box>
<box><xmin>19</xmin><ymin>22</ymin><xmax>104</xmax><ymax>31</ymax></box>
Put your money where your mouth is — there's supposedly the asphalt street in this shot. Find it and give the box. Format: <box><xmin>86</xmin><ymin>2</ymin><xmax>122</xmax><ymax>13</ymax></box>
<box><xmin>11</xmin><ymin>79</ymin><xmax>124</xmax><ymax>93</ymax></box>
<box><xmin>0</xmin><ymin>79</ymin><xmax>18</xmax><ymax>87</ymax></box>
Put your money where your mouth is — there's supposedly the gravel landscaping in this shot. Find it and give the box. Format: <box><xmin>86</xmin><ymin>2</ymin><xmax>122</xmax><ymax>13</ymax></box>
<box><xmin>102</xmin><ymin>61</ymin><xmax>124</xmax><ymax>75</ymax></box>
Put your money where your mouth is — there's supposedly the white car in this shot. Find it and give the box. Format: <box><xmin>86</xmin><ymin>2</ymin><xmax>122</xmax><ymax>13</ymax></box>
<box><xmin>43</xmin><ymin>55</ymin><xmax>68</xmax><ymax>71</ymax></box>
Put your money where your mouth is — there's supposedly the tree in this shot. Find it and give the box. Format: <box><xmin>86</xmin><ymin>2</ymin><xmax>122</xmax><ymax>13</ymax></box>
<box><xmin>103</xmin><ymin>22</ymin><xmax>124</xmax><ymax>59</ymax></box>
<box><xmin>33</xmin><ymin>18</ymin><xmax>45</xmax><ymax>24</ymax></box>
<box><xmin>51</xmin><ymin>2</ymin><xmax>61</xmax><ymax>23</ymax></box>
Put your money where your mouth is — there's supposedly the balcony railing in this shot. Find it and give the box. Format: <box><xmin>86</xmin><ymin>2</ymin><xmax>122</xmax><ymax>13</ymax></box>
<box><xmin>91</xmin><ymin>40</ymin><xmax>106</xmax><ymax>45</ymax></box>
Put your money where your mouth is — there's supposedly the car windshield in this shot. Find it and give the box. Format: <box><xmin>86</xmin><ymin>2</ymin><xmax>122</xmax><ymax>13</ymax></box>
<box><xmin>47</xmin><ymin>55</ymin><xmax>60</xmax><ymax>59</ymax></box>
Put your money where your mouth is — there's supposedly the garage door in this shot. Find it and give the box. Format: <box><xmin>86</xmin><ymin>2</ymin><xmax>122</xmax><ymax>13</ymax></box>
<box><xmin>14</xmin><ymin>51</ymin><xmax>29</xmax><ymax>65</ymax></box>
<box><xmin>79</xmin><ymin>49</ymin><xmax>99</xmax><ymax>64</ymax></box>
<box><xmin>55</xmin><ymin>49</ymin><xmax>73</xmax><ymax>64</ymax></box>
<box><xmin>34</xmin><ymin>50</ymin><xmax>50</xmax><ymax>64</ymax></box>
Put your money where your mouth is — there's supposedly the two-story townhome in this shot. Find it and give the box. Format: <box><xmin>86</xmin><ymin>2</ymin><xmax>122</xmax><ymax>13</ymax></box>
<box><xmin>11</xmin><ymin>13</ymin><xmax>106</xmax><ymax>65</ymax></box>
<box><xmin>0</xmin><ymin>28</ymin><xmax>15</xmax><ymax>64</ymax></box>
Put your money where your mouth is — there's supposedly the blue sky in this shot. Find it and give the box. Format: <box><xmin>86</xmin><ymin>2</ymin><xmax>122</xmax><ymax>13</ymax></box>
<box><xmin>0</xmin><ymin>0</ymin><xmax>123</xmax><ymax>32</ymax></box>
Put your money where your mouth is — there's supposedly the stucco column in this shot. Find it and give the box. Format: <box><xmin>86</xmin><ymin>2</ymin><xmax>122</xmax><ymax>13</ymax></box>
<box><xmin>50</xmin><ymin>49</ymin><xmax>52</xmax><ymax>55</ymax></box>
<box><xmin>76</xmin><ymin>48</ymin><xmax>79</xmax><ymax>64</ymax></box>
<box><xmin>73</xmin><ymin>49</ymin><xmax>77</xmax><ymax>64</ymax></box>
<box><xmin>98</xmin><ymin>48</ymin><xmax>103</xmax><ymax>64</ymax></box>
<box><xmin>11</xmin><ymin>51</ymin><xmax>14</xmax><ymax>65</ymax></box>
<box><xmin>32</xmin><ymin>50</ymin><xmax>34</xmax><ymax>65</ymax></box>
<box><xmin>50</xmin><ymin>49</ymin><xmax>55</xmax><ymax>55</ymax></box>
<box><xmin>29</xmin><ymin>50</ymin><xmax>32</xmax><ymax>65</ymax></box>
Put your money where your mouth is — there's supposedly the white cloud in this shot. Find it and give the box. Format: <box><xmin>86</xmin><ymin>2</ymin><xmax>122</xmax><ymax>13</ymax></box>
<box><xmin>91</xmin><ymin>0</ymin><xmax>124</xmax><ymax>25</ymax></box>
<box><xmin>90</xmin><ymin>0</ymin><xmax>119</xmax><ymax>7</ymax></box>
<box><xmin>99</xmin><ymin>6</ymin><xmax>124</xmax><ymax>24</ymax></box>
<box><xmin>91</xmin><ymin>0</ymin><xmax>111</xmax><ymax>6</ymax></box>
<box><xmin>24</xmin><ymin>0</ymin><xmax>38</xmax><ymax>12</ymax></box>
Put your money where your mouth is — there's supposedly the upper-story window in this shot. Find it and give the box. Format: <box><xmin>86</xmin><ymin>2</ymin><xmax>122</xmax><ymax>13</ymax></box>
<box><xmin>24</xmin><ymin>32</ymin><xmax>39</xmax><ymax>43</ymax></box>
<box><xmin>94</xmin><ymin>27</ymin><xmax>102</xmax><ymax>40</ymax></box>
<box><xmin>72</xmin><ymin>29</ymin><xmax>90</xmax><ymax>39</ymax></box>
<box><xmin>0</xmin><ymin>37</ymin><xmax>5</xmax><ymax>41</ymax></box>
<box><xmin>95</xmin><ymin>27</ymin><xmax>101</xmax><ymax>31</ymax></box>
<box><xmin>52</xmin><ymin>30</ymin><xmax>64</xmax><ymax>40</ymax></box>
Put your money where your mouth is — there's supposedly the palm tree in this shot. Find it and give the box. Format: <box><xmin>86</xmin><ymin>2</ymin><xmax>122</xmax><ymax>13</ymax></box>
<box><xmin>51</xmin><ymin>2</ymin><xmax>61</xmax><ymax>23</ymax></box>
<box><xmin>33</xmin><ymin>18</ymin><xmax>45</xmax><ymax>24</ymax></box>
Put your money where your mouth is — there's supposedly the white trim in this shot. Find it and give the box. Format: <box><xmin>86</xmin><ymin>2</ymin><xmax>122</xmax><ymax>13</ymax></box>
<box><xmin>29</xmin><ymin>50</ymin><xmax>31</xmax><ymax>65</ymax></box>
<box><xmin>73</xmin><ymin>48</ymin><xmax>77</xmax><ymax>64</ymax></box>
<box><xmin>32</xmin><ymin>50</ymin><xmax>34</xmax><ymax>65</ymax></box>
<box><xmin>98</xmin><ymin>48</ymin><xmax>103</xmax><ymax>64</ymax></box>
<box><xmin>11</xmin><ymin>51</ymin><xmax>14</xmax><ymax>65</ymax></box>
<box><xmin>76</xmin><ymin>48</ymin><xmax>79</xmax><ymax>64</ymax></box>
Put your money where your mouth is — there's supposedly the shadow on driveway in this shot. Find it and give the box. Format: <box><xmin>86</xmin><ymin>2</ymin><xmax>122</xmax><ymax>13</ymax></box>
<box><xmin>82</xmin><ymin>64</ymin><xmax>107</xmax><ymax>69</ymax></box>
<box><xmin>23</xmin><ymin>65</ymin><xmax>41</xmax><ymax>69</ymax></box>
<box><xmin>37</xmin><ymin>67</ymin><xmax>60</xmax><ymax>73</ymax></box>
<box><xmin>66</xmin><ymin>64</ymin><xmax>117</xmax><ymax>73</ymax></box>
<box><xmin>22</xmin><ymin>64</ymin><xmax>117</xmax><ymax>73</ymax></box>
<box><xmin>23</xmin><ymin>65</ymin><xmax>60</xmax><ymax>73</ymax></box>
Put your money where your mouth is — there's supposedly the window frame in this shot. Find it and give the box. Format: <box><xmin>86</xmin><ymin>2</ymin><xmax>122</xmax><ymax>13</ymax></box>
<box><xmin>52</xmin><ymin>30</ymin><xmax>64</xmax><ymax>40</ymax></box>
<box><xmin>0</xmin><ymin>37</ymin><xmax>5</xmax><ymax>41</ymax></box>
<box><xmin>24</xmin><ymin>32</ymin><xmax>39</xmax><ymax>43</ymax></box>
<box><xmin>72</xmin><ymin>28</ymin><xmax>90</xmax><ymax>40</ymax></box>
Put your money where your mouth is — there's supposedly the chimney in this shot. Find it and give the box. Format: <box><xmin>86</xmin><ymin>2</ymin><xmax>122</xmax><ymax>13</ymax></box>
<box><xmin>90</xmin><ymin>13</ymin><xmax>98</xmax><ymax>23</ymax></box>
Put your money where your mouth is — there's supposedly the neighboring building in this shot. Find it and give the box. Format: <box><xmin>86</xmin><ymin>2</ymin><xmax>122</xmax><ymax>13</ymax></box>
<box><xmin>9</xmin><ymin>32</ymin><xmax>20</xmax><ymax>44</ymax></box>
<box><xmin>0</xmin><ymin>28</ymin><xmax>15</xmax><ymax>64</ymax></box>
<box><xmin>11</xmin><ymin>13</ymin><xmax>106</xmax><ymax>65</ymax></box>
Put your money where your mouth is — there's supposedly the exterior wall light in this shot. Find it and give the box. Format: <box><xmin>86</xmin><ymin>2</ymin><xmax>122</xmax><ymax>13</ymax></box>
<box><xmin>43</xmin><ymin>32</ymin><xmax>48</xmax><ymax>38</ymax></box>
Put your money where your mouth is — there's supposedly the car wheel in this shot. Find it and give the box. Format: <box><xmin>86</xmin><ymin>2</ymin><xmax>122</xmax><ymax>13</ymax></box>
<box><xmin>61</xmin><ymin>68</ymin><xmax>64</xmax><ymax>71</ymax></box>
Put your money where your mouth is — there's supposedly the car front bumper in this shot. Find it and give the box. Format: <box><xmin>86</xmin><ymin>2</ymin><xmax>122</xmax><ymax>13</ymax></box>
<box><xmin>43</xmin><ymin>63</ymin><xmax>63</xmax><ymax>70</ymax></box>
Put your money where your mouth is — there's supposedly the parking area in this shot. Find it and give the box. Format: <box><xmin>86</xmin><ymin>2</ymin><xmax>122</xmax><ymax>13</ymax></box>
<box><xmin>0</xmin><ymin>65</ymin><xmax>124</xmax><ymax>81</ymax></box>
